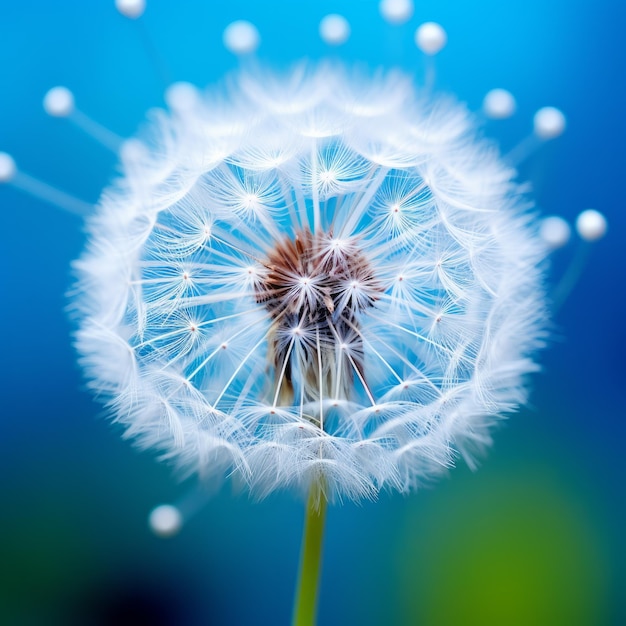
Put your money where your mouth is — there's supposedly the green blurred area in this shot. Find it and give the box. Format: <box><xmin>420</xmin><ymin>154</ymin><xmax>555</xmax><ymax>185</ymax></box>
<box><xmin>398</xmin><ymin>468</ymin><xmax>611</xmax><ymax>626</ymax></box>
<box><xmin>0</xmin><ymin>508</ymin><xmax>93</xmax><ymax>625</ymax></box>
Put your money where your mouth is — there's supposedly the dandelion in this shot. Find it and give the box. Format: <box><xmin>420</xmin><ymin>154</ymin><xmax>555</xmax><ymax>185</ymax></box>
<box><xmin>0</xmin><ymin>5</ymin><xmax>608</xmax><ymax>625</ymax></box>
<box><xmin>73</xmin><ymin>63</ymin><xmax>547</xmax><ymax>508</ymax></box>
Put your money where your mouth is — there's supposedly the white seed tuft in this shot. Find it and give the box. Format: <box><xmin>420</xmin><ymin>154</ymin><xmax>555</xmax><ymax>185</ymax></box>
<box><xmin>483</xmin><ymin>88</ymin><xmax>516</xmax><ymax>119</ymax></box>
<box><xmin>576</xmin><ymin>209</ymin><xmax>607</xmax><ymax>241</ymax></box>
<box><xmin>319</xmin><ymin>14</ymin><xmax>351</xmax><ymax>46</ymax></box>
<box><xmin>149</xmin><ymin>504</ymin><xmax>183</xmax><ymax>537</ymax></box>
<box><xmin>415</xmin><ymin>22</ymin><xmax>447</xmax><ymax>55</ymax></box>
<box><xmin>43</xmin><ymin>86</ymin><xmax>75</xmax><ymax>117</ymax></box>
<box><xmin>533</xmin><ymin>106</ymin><xmax>566</xmax><ymax>139</ymax></box>
<box><xmin>223</xmin><ymin>20</ymin><xmax>260</xmax><ymax>55</ymax></box>
<box><xmin>165</xmin><ymin>82</ymin><xmax>200</xmax><ymax>112</ymax></box>
<box><xmin>379</xmin><ymin>0</ymin><xmax>414</xmax><ymax>24</ymax></box>
<box><xmin>0</xmin><ymin>152</ymin><xmax>16</xmax><ymax>183</ymax></box>
<box><xmin>115</xmin><ymin>0</ymin><xmax>146</xmax><ymax>19</ymax></box>
<box><xmin>540</xmin><ymin>216</ymin><xmax>571</xmax><ymax>249</ymax></box>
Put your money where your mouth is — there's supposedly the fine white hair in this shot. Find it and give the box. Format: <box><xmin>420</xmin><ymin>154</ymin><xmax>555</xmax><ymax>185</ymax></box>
<box><xmin>72</xmin><ymin>64</ymin><xmax>547</xmax><ymax>503</ymax></box>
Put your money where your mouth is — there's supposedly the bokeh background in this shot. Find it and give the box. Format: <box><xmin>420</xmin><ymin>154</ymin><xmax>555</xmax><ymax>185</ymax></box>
<box><xmin>1</xmin><ymin>1</ymin><xmax>624</xmax><ymax>624</ymax></box>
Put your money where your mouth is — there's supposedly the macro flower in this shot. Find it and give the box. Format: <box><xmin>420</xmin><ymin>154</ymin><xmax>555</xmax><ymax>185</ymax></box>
<box><xmin>72</xmin><ymin>63</ymin><xmax>547</xmax><ymax>503</ymax></box>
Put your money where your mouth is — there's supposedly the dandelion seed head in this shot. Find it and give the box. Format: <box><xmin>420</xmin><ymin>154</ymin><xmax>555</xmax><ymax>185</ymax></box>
<box><xmin>73</xmin><ymin>64</ymin><xmax>548</xmax><ymax>503</ymax></box>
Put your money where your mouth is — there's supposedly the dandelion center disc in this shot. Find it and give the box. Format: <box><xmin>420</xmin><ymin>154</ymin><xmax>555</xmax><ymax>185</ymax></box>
<box><xmin>74</xmin><ymin>66</ymin><xmax>547</xmax><ymax>501</ymax></box>
<box><xmin>256</xmin><ymin>228</ymin><xmax>382</xmax><ymax>412</ymax></box>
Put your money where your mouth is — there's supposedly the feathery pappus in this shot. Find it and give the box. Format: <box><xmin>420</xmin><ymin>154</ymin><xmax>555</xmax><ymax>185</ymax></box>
<box><xmin>72</xmin><ymin>63</ymin><xmax>548</xmax><ymax>503</ymax></box>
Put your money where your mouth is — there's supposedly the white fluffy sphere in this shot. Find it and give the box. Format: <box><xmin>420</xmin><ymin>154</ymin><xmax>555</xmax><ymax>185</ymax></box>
<box><xmin>223</xmin><ymin>20</ymin><xmax>260</xmax><ymax>55</ymax></box>
<box><xmin>576</xmin><ymin>209</ymin><xmax>607</xmax><ymax>241</ymax></box>
<box><xmin>540</xmin><ymin>216</ymin><xmax>571</xmax><ymax>249</ymax></box>
<box><xmin>379</xmin><ymin>0</ymin><xmax>414</xmax><ymax>24</ymax></box>
<box><xmin>533</xmin><ymin>107</ymin><xmax>566</xmax><ymax>139</ymax></box>
<box><xmin>43</xmin><ymin>86</ymin><xmax>75</xmax><ymax>117</ymax></box>
<box><xmin>415</xmin><ymin>22</ymin><xmax>447</xmax><ymax>55</ymax></box>
<box><xmin>165</xmin><ymin>82</ymin><xmax>200</xmax><ymax>112</ymax></box>
<box><xmin>319</xmin><ymin>14</ymin><xmax>351</xmax><ymax>46</ymax></box>
<box><xmin>149</xmin><ymin>505</ymin><xmax>183</xmax><ymax>537</ymax></box>
<box><xmin>0</xmin><ymin>152</ymin><xmax>16</xmax><ymax>183</ymax></box>
<box><xmin>115</xmin><ymin>0</ymin><xmax>145</xmax><ymax>19</ymax></box>
<box><xmin>73</xmin><ymin>66</ymin><xmax>548</xmax><ymax>503</ymax></box>
<box><xmin>483</xmin><ymin>89</ymin><xmax>516</xmax><ymax>119</ymax></box>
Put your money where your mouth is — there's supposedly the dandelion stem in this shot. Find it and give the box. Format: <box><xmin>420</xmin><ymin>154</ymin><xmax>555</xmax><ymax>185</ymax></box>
<box><xmin>292</xmin><ymin>484</ymin><xmax>327</xmax><ymax>626</ymax></box>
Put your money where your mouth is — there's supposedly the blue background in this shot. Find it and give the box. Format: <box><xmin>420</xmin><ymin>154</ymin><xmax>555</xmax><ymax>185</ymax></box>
<box><xmin>0</xmin><ymin>1</ymin><xmax>624</xmax><ymax>624</ymax></box>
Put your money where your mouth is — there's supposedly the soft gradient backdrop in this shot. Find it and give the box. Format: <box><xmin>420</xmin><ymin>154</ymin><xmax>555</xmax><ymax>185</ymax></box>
<box><xmin>1</xmin><ymin>1</ymin><xmax>624</xmax><ymax>625</ymax></box>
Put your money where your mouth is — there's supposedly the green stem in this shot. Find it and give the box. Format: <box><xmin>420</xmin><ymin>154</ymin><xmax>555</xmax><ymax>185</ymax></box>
<box><xmin>292</xmin><ymin>484</ymin><xmax>328</xmax><ymax>626</ymax></box>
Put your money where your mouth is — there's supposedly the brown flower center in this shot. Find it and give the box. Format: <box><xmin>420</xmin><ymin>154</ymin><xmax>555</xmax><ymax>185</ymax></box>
<box><xmin>255</xmin><ymin>229</ymin><xmax>383</xmax><ymax>410</ymax></box>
